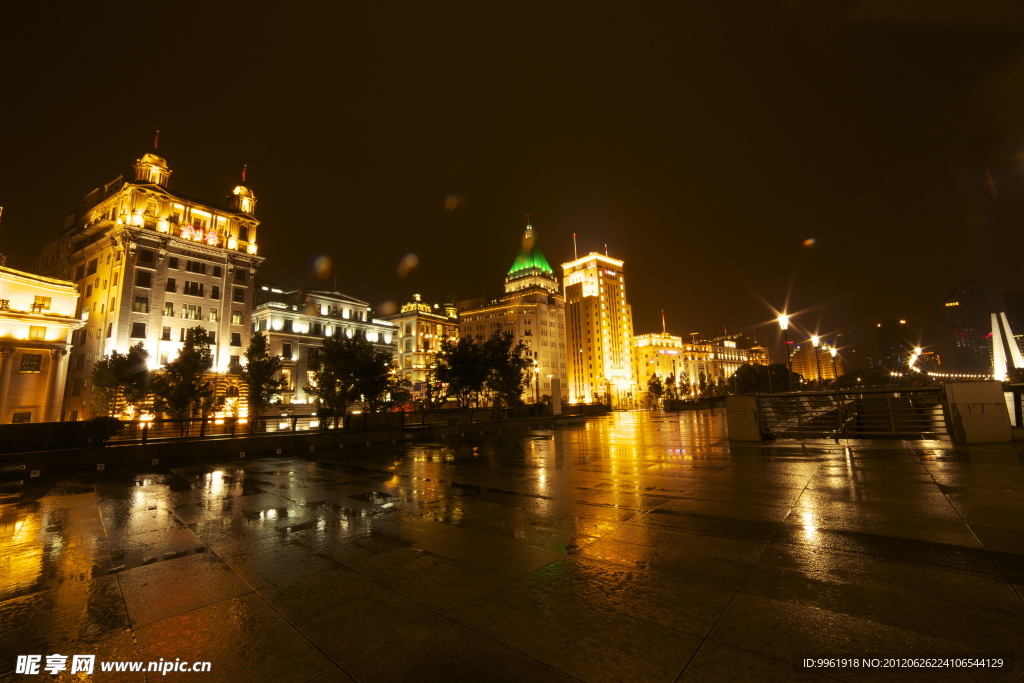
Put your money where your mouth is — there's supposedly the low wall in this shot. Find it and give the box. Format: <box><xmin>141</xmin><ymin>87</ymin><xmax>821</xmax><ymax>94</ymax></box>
<box><xmin>0</xmin><ymin>414</ymin><xmax>590</xmax><ymax>480</ymax></box>
<box><xmin>944</xmin><ymin>381</ymin><xmax>1013</xmax><ymax>444</ymax></box>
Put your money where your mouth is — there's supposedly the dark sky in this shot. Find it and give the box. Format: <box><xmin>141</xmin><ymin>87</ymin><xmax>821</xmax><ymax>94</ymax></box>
<box><xmin>3</xmin><ymin>1</ymin><xmax>1024</xmax><ymax>358</ymax></box>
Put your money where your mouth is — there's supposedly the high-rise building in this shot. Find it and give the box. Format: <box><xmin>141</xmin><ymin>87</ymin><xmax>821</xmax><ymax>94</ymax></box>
<box><xmin>790</xmin><ymin>342</ymin><xmax>843</xmax><ymax>384</ymax></box>
<box><xmin>562</xmin><ymin>251</ymin><xmax>635</xmax><ymax>406</ymax></box>
<box><xmin>0</xmin><ymin>263</ymin><xmax>83</xmax><ymax>423</ymax></box>
<box><xmin>384</xmin><ymin>294</ymin><xmax>460</xmax><ymax>402</ymax></box>
<box><xmin>945</xmin><ymin>281</ymin><xmax>990</xmax><ymax>373</ymax></box>
<box><xmin>874</xmin><ymin>319</ymin><xmax>913</xmax><ymax>371</ymax></box>
<box><xmin>251</xmin><ymin>286</ymin><xmax>397</xmax><ymax>407</ymax></box>
<box><xmin>35</xmin><ymin>153</ymin><xmax>264</xmax><ymax>419</ymax></box>
<box><xmin>459</xmin><ymin>222</ymin><xmax>568</xmax><ymax>403</ymax></box>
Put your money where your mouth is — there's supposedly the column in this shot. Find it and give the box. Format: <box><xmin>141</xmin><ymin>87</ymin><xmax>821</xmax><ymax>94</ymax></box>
<box><xmin>43</xmin><ymin>349</ymin><xmax>69</xmax><ymax>422</ymax></box>
<box><xmin>0</xmin><ymin>347</ymin><xmax>13</xmax><ymax>424</ymax></box>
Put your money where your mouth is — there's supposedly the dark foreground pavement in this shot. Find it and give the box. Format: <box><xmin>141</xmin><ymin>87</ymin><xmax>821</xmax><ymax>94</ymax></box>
<box><xmin>2</xmin><ymin>409</ymin><xmax>1022</xmax><ymax>682</ymax></box>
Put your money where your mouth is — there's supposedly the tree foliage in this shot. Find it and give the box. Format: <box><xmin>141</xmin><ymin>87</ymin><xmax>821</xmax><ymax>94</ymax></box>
<box><xmin>90</xmin><ymin>342</ymin><xmax>150</xmax><ymax>417</ymax></box>
<box><xmin>240</xmin><ymin>332</ymin><xmax>284</xmax><ymax>428</ymax></box>
<box><xmin>732</xmin><ymin>363</ymin><xmax>803</xmax><ymax>393</ymax></box>
<box><xmin>306</xmin><ymin>337</ymin><xmax>366</xmax><ymax>426</ymax></box>
<box><xmin>152</xmin><ymin>326</ymin><xmax>217</xmax><ymax>420</ymax></box>
<box><xmin>435</xmin><ymin>331</ymin><xmax>533</xmax><ymax>408</ymax></box>
<box><xmin>647</xmin><ymin>373</ymin><xmax>665</xmax><ymax>407</ymax></box>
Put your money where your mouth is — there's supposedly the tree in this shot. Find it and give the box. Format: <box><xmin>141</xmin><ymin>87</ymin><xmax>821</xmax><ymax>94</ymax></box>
<box><xmin>91</xmin><ymin>342</ymin><xmax>150</xmax><ymax>417</ymax></box>
<box><xmin>307</xmin><ymin>336</ymin><xmax>374</xmax><ymax>426</ymax></box>
<box><xmin>356</xmin><ymin>345</ymin><xmax>414</xmax><ymax>412</ymax></box>
<box><xmin>484</xmin><ymin>330</ymin><xmax>533</xmax><ymax>407</ymax></box>
<box><xmin>647</xmin><ymin>373</ymin><xmax>665</xmax><ymax>408</ymax></box>
<box><xmin>241</xmin><ymin>332</ymin><xmax>284</xmax><ymax>431</ymax></box>
<box><xmin>152</xmin><ymin>326</ymin><xmax>217</xmax><ymax>423</ymax></box>
<box><xmin>435</xmin><ymin>336</ymin><xmax>490</xmax><ymax>408</ymax></box>
<box><xmin>664</xmin><ymin>373</ymin><xmax>678</xmax><ymax>400</ymax></box>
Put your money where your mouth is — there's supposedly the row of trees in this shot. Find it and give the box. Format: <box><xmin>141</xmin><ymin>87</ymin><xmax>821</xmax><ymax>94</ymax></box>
<box><xmin>90</xmin><ymin>327</ymin><xmax>287</xmax><ymax>429</ymax></box>
<box><xmin>646</xmin><ymin>363</ymin><xmax>804</xmax><ymax>404</ymax></box>
<box><xmin>91</xmin><ymin>327</ymin><xmax>414</xmax><ymax>428</ymax></box>
<box><xmin>423</xmin><ymin>330</ymin><xmax>534</xmax><ymax>408</ymax></box>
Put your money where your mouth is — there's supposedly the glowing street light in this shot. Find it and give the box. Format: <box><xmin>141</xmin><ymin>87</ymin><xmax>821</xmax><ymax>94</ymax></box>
<box><xmin>829</xmin><ymin>345</ymin><xmax>838</xmax><ymax>386</ymax></box>
<box><xmin>811</xmin><ymin>334</ymin><xmax>823</xmax><ymax>391</ymax></box>
<box><xmin>778</xmin><ymin>314</ymin><xmax>792</xmax><ymax>391</ymax></box>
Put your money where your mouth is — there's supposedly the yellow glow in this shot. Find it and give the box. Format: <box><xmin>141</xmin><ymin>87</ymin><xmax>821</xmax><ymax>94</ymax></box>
<box><xmin>777</xmin><ymin>314</ymin><xmax>789</xmax><ymax>331</ymax></box>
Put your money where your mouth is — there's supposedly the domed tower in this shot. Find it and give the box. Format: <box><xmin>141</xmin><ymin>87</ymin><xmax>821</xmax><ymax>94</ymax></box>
<box><xmin>505</xmin><ymin>219</ymin><xmax>557</xmax><ymax>293</ymax></box>
<box><xmin>229</xmin><ymin>185</ymin><xmax>257</xmax><ymax>215</ymax></box>
<box><xmin>133</xmin><ymin>153</ymin><xmax>171</xmax><ymax>187</ymax></box>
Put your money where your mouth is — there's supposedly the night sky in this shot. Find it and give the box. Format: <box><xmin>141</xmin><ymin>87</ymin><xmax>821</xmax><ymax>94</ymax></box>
<box><xmin>3</xmin><ymin>2</ymin><xmax>1024</xmax><ymax>359</ymax></box>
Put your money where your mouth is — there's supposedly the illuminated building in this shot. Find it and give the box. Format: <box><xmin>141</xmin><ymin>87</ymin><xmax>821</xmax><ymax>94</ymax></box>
<box><xmin>790</xmin><ymin>342</ymin><xmax>843</xmax><ymax>384</ymax></box>
<box><xmin>0</xmin><ymin>262</ymin><xmax>83</xmax><ymax>423</ymax></box>
<box><xmin>945</xmin><ymin>281</ymin><xmax>991</xmax><ymax>373</ymax></box>
<box><xmin>251</xmin><ymin>286</ymin><xmax>396</xmax><ymax>406</ymax></box>
<box><xmin>459</xmin><ymin>221</ymin><xmax>567</xmax><ymax>403</ymax></box>
<box><xmin>745</xmin><ymin>343</ymin><xmax>770</xmax><ymax>366</ymax></box>
<box><xmin>633</xmin><ymin>332</ymin><xmax>749</xmax><ymax>400</ymax></box>
<box><xmin>874</xmin><ymin>319</ymin><xmax>913</xmax><ymax>371</ymax></box>
<box><xmin>383</xmin><ymin>294</ymin><xmax>459</xmax><ymax>401</ymax></box>
<box><xmin>563</xmin><ymin>252</ymin><xmax>634</xmax><ymax>406</ymax></box>
<box><xmin>34</xmin><ymin>153</ymin><xmax>264</xmax><ymax>419</ymax></box>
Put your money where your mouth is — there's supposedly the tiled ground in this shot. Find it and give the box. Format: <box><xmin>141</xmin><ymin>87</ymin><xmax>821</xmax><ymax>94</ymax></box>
<box><xmin>1</xmin><ymin>410</ymin><xmax>1022</xmax><ymax>681</ymax></box>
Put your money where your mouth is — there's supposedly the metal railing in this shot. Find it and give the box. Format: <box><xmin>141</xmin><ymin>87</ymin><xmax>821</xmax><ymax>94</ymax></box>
<box><xmin>757</xmin><ymin>387</ymin><xmax>949</xmax><ymax>440</ymax></box>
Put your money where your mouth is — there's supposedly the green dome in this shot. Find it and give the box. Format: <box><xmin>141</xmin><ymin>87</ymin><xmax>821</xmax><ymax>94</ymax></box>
<box><xmin>507</xmin><ymin>227</ymin><xmax>553</xmax><ymax>279</ymax></box>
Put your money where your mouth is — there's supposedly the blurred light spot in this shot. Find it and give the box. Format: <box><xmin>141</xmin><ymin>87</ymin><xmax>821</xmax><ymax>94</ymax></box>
<box><xmin>377</xmin><ymin>300</ymin><xmax>398</xmax><ymax>315</ymax></box>
<box><xmin>313</xmin><ymin>254</ymin><xmax>333</xmax><ymax>278</ymax></box>
<box><xmin>444</xmin><ymin>192</ymin><xmax>466</xmax><ymax>211</ymax></box>
<box><xmin>397</xmin><ymin>253</ymin><xmax>419</xmax><ymax>277</ymax></box>
<box><xmin>802</xmin><ymin>238</ymin><xmax>817</xmax><ymax>248</ymax></box>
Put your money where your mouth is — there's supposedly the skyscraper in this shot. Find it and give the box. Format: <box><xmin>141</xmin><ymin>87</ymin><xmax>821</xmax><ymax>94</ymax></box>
<box><xmin>945</xmin><ymin>281</ymin><xmax>990</xmax><ymax>373</ymax></box>
<box><xmin>562</xmin><ymin>251</ymin><xmax>635</xmax><ymax>406</ymax></box>
<box><xmin>459</xmin><ymin>221</ymin><xmax>567</xmax><ymax>403</ymax></box>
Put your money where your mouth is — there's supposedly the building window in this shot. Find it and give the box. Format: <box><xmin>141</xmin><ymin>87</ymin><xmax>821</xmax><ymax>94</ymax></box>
<box><xmin>113</xmin><ymin>271</ymin><xmax>119</xmax><ymax>286</ymax></box>
<box><xmin>232</xmin><ymin>288</ymin><xmax>245</xmax><ymax>303</ymax></box>
<box><xmin>74</xmin><ymin>265</ymin><xmax>85</xmax><ymax>281</ymax></box>
<box><xmin>20</xmin><ymin>354</ymin><xmax>42</xmax><ymax>372</ymax></box>
<box><xmin>136</xmin><ymin>271</ymin><xmax>152</xmax><ymax>288</ymax></box>
<box><xmin>283</xmin><ymin>319</ymin><xmax>293</xmax><ymax>332</ymax></box>
<box><xmin>74</xmin><ymin>354</ymin><xmax>84</xmax><ymax>370</ymax></box>
<box><xmin>312</xmin><ymin>322</ymin><xmax>322</xmax><ymax>336</ymax></box>
<box><xmin>133</xmin><ymin>296</ymin><xmax>149</xmax><ymax>313</ymax></box>
<box><xmin>180</xmin><ymin>328</ymin><xmax>186</xmax><ymax>342</ymax></box>
<box><xmin>182</xmin><ymin>304</ymin><xmax>202</xmax><ymax>320</ymax></box>
<box><xmin>85</xmin><ymin>284</ymin><xmax>93</xmax><ymax>297</ymax></box>
<box><xmin>138</xmin><ymin>249</ymin><xmax>155</xmax><ymax>264</ymax></box>
<box><xmin>166</xmin><ymin>278</ymin><xmax>177</xmax><ymax>293</ymax></box>
<box><xmin>162</xmin><ymin>326</ymin><xmax>172</xmax><ymax>341</ymax></box>
<box><xmin>168</xmin><ymin>257</ymin><xmax>179</xmax><ymax>269</ymax></box>
<box><xmin>213</xmin><ymin>266</ymin><xmax>222</xmax><ymax>278</ymax></box>
<box><xmin>229</xmin><ymin>355</ymin><xmax>240</xmax><ymax>371</ymax></box>
<box><xmin>106</xmin><ymin>322</ymin><xmax>113</xmax><ymax>338</ymax></box>
<box><xmin>231</xmin><ymin>332</ymin><xmax>242</xmax><ymax>346</ymax></box>
<box><xmin>234</xmin><ymin>269</ymin><xmax>247</xmax><ymax>282</ymax></box>
<box><xmin>11</xmin><ymin>412</ymin><xmax>32</xmax><ymax>424</ymax></box>
<box><xmin>184</xmin><ymin>281</ymin><xmax>204</xmax><ymax>296</ymax></box>
<box><xmin>186</xmin><ymin>260</ymin><xmax>206</xmax><ymax>274</ymax></box>
<box><xmin>232</xmin><ymin>310</ymin><xmax>242</xmax><ymax>325</ymax></box>
<box><xmin>130</xmin><ymin>323</ymin><xmax>146</xmax><ymax>338</ymax></box>
<box><xmin>209</xmin><ymin>308</ymin><xmax>218</xmax><ymax>322</ymax></box>
<box><xmin>282</xmin><ymin>343</ymin><xmax>292</xmax><ymax>359</ymax></box>
<box><xmin>163</xmin><ymin>302</ymin><xmax>174</xmax><ymax>317</ymax></box>
<box><xmin>33</xmin><ymin>295</ymin><xmax>51</xmax><ymax>311</ymax></box>
<box><xmin>208</xmin><ymin>331</ymin><xmax>216</xmax><ymax>344</ymax></box>
<box><xmin>28</xmin><ymin>326</ymin><xmax>46</xmax><ymax>341</ymax></box>
<box><xmin>211</xmin><ymin>285</ymin><xmax>220</xmax><ymax>300</ymax></box>
<box><xmin>87</xmin><ymin>258</ymin><xmax>98</xmax><ymax>276</ymax></box>
<box><xmin>239</xmin><ymin>226</ymin><xmax>249</xmax><ymax>241</ymax></box>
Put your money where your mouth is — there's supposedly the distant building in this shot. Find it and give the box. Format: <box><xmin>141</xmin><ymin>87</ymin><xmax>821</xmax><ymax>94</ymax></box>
<box><xmin>0</xmin><ymin>263</ymin><xmax>83</xmax><ymax>423</ymax></box>
<box><xmin>459</xmin><ymin>222</ymin><xmax>568</xmax><ymax>403</ymax></box>
<box><xmin>790</xmin><ymin>342</ymin><xmax>843</xmax><ymax>385</ymax></box>
<box><xmin>633</xmin><ymin>332</ymin><xmax>684</xmax><ymax>391</ymax></box>
<box><xmin>946</xmin><ymin>281</ymin><xmax>991</xmax><ymax>373</ymax></box>
<box><xmin>383</xmin><ymin>294</ymin><xmax>459</xmax><ymax>401</ymax></box>
<box><xmin>633</xmin><ymin>332</ymin><xmax>749</xmax><ymax>400</ymax></box>
<box><xmin>563</xmin><ymin>251</ymin><xmax>635</xmax><ymax>406</ymax></box>
<box><xmin>874</xmin><ymin>319</ymin><xmax>914</xmax><ymax>371</ymax></box>
<box><xmin>252</xmin><ymin>286</ymin><xmax>397</xmax><ymax>407</ymax></box>
<box><xmin>34</xmin><ymin>153</ymin><xmax>264</xmax><ymax>419</ymax></box>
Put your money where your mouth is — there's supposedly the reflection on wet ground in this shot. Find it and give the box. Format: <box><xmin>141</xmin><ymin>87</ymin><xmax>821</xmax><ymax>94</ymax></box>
<box><xmin>2</xmin><ymin>409</ymin><xmax>1023</xmax><ymax>681</ymax></box>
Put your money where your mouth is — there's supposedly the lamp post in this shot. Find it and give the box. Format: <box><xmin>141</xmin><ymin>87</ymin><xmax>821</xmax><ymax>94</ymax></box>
<box><xmin>778</xmin><ymin>314</ymin><xmax>792</xmax><ymax>391</ymax></box>
<box><xmin>811</xmin><ymin>334</ymin><xmax>823</xmax><ymax>391</ymax></box>
<box><xmin>829</xmin><ymin>345</ymin><xmax>838</xmax><ymax>387</ymax></box>
<box><xmin>534</xmin><ymin>362</ymin><xmax>539</xmax><ymax>404</ymax></box>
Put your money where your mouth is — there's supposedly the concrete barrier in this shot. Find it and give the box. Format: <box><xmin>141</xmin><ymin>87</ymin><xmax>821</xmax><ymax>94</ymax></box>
<box><xmin>725</xmin><ymin>395</ymin><xmax>763</xmax><ymax>442</ymax></box>
<box><xmin>943</xmin><ymin>381</ymin><xmax>1012</xmax><ymax>444</ymax></box>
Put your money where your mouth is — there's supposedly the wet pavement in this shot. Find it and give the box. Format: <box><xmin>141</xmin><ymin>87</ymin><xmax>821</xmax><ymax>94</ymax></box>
<box><xmin>2</xmin><ymin>409</ymin><xmax>1023</xmax><ymax>682</ymax></box>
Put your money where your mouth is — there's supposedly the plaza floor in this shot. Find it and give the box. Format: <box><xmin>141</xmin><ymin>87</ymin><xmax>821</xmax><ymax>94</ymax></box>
<box><xmin>1</xmin><ymin>409</ymin><xmax>1022</xmax><ymax>682</ymax></box>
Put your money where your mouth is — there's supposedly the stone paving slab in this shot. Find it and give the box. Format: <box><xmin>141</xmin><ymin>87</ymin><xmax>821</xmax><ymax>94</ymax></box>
<box><xmin>2</xmin><ymin>410</ymin><xmax>1023</xmax><ymax>681</ymax></box>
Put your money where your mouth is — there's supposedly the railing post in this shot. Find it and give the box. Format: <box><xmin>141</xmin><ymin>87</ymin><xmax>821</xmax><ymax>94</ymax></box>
<box><xmin>200</xmin><ymin>418</ymin><xmax>207</xmax><ymax>439</ymax></box>
<box><xmin>230</xmin><ymin>417</ymin><xmax>236</xmax><ymax>437</ymax></box>
<box><xmin>886</xmin><ymin>395</ymin><xmax>896</xmax><ymax>433</ymax></box>
<box><xmin>292</xmin><ymin>415</ymin><xmax>299</xmax><ymax>431</ymax></box>
<box><xmin>142</xmin><ymin>422</ymin><xmax>149</xmax><ymax>445</ymax></box>
<box><xmin>1014</xmin><ymin>389</ymin><xmax>1022</xmax><ymax>429</ymax></box>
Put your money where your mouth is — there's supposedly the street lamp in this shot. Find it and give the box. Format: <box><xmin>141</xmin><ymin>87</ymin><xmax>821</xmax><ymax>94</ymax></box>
<box><xmin>829</xmin><ymin>345</ymin><xmax>838</xmax><ymax>387</ymax></box>
<box><xmin>778</xmin><ymin>314</ymin><xmax>792</xmax><ymax>391</ymax></box>
<box><xmin>811</xmin><ymin>334</ymin><xmax>823</xmax><ymax>391</ymax></box>
<box><xmin>534</xmin><ymin>362</ymin><xmax>540</xmax><ymax>404</ymax></box>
